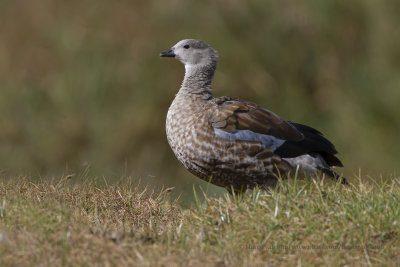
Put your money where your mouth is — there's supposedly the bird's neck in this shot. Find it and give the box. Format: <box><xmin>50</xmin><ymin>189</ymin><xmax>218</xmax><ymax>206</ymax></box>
<box><xmin>179</xmin><ymin>63</ymin><xmax>216</xmax><ymax>98</ymax></box>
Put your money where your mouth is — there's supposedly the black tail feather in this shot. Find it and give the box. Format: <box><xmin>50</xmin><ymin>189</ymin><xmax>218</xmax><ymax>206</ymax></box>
<box><xmin>275</xmin><ymin>122</ymin><xmax>343</xmax><ymax>167</ymax></box>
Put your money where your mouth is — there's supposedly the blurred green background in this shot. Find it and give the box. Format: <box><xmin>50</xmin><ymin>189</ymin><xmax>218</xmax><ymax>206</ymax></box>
<box><xmin>0</xmin><ymin>0</ymin><xmax>399</xmax><ymax>196</ymax></box>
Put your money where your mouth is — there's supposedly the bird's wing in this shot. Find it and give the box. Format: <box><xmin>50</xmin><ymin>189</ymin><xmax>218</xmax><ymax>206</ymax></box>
<box><xmin>209</xmin><ymin>97</ymin><xmax>343</xmax><ymax>167</ymax></box>
<box><xmin>209</xmin><ymin>97</ymin><xmax>304</xmax><ymax>149</ymax></box>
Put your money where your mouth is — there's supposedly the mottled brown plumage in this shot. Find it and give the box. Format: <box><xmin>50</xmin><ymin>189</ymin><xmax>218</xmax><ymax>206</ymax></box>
<box><xmin>160</xmin><ymin>39</ymin><xmax>346</xmax><ymax>191</ymax></box>
<box><xmin>209</xmin><ymin>98</ymin><xmax>304</xmax><ymax>141</ymax></box>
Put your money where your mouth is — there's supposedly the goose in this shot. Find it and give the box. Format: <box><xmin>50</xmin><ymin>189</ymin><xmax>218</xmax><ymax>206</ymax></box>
<box><xmin>160</xmin><ymin>39</ymin><xmax>346</xmax><ymax>192</ymax></box>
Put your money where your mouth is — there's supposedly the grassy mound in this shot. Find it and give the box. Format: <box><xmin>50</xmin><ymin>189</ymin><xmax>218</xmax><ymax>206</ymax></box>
<box><xmin>0</xmin><ymin>176</ymin><xmax>399</xmax><ymax>265</ymax></box>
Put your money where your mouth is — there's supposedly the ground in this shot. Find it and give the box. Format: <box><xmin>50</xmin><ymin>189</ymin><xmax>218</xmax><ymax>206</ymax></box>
<box><xmin>0</xmin><ymin>175</ymin><xmax>399</xmax><ymax>266</ymax></box>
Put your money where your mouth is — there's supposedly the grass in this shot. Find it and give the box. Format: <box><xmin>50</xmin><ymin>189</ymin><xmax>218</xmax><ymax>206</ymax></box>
<box><xmin>0</xmin><ymin>175</ymin><xmax>399</xmax><ymax>266</ymax></box>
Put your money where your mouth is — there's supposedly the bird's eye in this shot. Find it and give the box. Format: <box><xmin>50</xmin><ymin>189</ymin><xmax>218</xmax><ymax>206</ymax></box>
<box><xmin>183</xmin><ymin>45</ymin><xmax>190</xmax><ymax>49</ymax></box>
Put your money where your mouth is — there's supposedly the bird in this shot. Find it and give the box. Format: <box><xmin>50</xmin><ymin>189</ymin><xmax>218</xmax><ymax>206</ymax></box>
<box><xmin>160</xmin><ymin>39</ymin><xmax>346</xmax><ymax>192</ymax></box>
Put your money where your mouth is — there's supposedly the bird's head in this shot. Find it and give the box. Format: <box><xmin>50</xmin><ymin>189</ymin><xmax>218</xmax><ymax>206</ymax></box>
<box><xmin>160</xmin><ymin>39</ymin><xmax>218</xmax><ymax>68</ymax></box>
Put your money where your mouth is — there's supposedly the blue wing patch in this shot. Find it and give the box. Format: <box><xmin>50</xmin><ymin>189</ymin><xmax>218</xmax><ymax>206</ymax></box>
<box><xmin>214</xmin><ymin>128</ymin><xmax>285</xmax><ymax>152</ymax></box>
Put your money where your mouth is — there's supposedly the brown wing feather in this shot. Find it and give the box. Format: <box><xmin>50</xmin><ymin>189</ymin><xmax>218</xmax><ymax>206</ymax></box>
<box><xmin>210</xmin><ymin>98</ymin><xmax>304</xmax><ymax>141</ymax></box>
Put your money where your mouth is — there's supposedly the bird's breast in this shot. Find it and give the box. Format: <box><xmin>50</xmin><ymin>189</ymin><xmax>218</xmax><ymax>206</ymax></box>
<box><xmin>166</xmin><ymin>99</ymin><xmax>219</xmax><ymax>173</ymax></box>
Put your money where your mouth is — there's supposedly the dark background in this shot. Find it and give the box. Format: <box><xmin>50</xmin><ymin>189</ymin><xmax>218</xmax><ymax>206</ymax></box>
<box><xmin>1</xmin><ymin>0</ymin><xmax>399</xmax><ymax>198</ymax></box>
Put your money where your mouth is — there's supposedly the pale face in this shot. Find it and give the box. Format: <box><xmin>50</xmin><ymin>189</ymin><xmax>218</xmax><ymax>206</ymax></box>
<box><xmin>160</xmin><ymin>39</ymin><xmax>218</xmax><ymax>67</ymax></box>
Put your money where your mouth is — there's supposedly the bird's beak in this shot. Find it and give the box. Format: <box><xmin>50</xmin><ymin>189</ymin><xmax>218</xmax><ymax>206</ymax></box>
<box><xmin>159</xmin><ymin>48</ymin><xmax>175</xmax><ymax>58</ymax></box>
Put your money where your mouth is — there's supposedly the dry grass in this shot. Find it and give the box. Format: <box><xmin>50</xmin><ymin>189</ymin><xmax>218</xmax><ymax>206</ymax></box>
<box><xmin>0</xmin><ymin>175</ymin><xmax>399</xmax><ymax>266</ymax></box>
<box><xmin>0</xmin><ymin>177</ymin><xmax>180</xmax><ymax>266</ymax></box>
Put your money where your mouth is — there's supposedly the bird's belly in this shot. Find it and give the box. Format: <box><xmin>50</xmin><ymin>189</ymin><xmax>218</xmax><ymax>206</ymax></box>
<box><xmin>166</xmin><ymin>117</ymin><xmax>277</xmax><ymax>185</ymax></box>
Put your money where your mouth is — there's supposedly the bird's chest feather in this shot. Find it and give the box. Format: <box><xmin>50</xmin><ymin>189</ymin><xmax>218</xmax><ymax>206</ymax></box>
<box><xmin>166</xmin><ymin>101</ymin><xmax>217</xmax><ymax>168</ymax></box>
